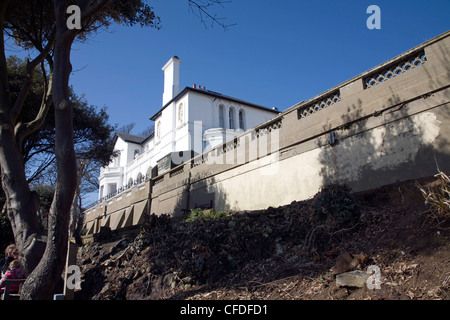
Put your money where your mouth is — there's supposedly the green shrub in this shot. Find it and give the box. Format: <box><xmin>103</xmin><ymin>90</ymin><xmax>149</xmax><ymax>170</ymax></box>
<box><xmin>186</xmin><ymin>208</ymin><xmax>228</xmax><ymax>222</ymax></box>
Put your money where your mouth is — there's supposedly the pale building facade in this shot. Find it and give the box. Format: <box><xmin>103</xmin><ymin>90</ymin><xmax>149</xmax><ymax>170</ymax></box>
<box><xmin>98</xmin><ymin>56</ymin><xmax>280</xmax><ymax>201</ymax></box>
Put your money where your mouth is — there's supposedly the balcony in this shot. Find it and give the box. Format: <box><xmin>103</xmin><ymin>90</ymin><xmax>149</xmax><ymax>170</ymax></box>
<box><xmin>99</xmin><ymin>166</ymin><xmax>123</xmax><ymax>179</ymax></box>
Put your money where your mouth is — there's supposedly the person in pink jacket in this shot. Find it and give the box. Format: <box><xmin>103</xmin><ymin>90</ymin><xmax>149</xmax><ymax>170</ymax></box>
<box><xmin>0</xmin><ymin>260</ymin><xmax>24</xmax><ymax>293</ymax></box>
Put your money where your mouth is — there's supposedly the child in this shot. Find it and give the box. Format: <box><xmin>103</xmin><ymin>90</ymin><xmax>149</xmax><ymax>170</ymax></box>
<box><xmin>0</xmin><ymin>260</ymin><xmax>24</xmax><ymax>293</ymax></box>
<box><xmin>0</xmin><ymin>244</ymin><xmax>16</xmax><ymax>274</ymax></box>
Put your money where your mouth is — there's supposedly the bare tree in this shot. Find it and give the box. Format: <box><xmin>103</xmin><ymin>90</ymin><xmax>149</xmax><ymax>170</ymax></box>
<box><xmin>117</xmin><ymin>122</ymin><xmax>136</xmax><ymax>134</ymax></box>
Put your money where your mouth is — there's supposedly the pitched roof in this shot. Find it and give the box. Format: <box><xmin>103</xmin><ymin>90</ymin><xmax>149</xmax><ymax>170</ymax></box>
<box><xmin>150</xmin><ymin>87</ymin><xmax>280</xmax><ymax>121</ymax></box>
<box><xmin>115</xmin><ymin>132</ymin><xmax>146</xmax><ymax>144</ymax></box>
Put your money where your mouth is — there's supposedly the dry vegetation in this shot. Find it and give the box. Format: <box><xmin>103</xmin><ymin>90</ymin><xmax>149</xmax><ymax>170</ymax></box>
<box><xmin>76</xmin><ymin>175</ymin><xmax>450</xmax><ymax>301</ymax></box>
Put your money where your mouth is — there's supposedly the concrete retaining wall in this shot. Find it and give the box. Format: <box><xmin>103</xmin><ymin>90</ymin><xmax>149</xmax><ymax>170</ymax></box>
<box><xmin>83</xmin><ymin>31</ymin><xmax>450</xmax><ymax>235</ymax></box>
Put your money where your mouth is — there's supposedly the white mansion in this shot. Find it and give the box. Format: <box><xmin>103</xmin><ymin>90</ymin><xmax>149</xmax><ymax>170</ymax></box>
<box><xmin>98</xmin><ymin>56</ymin><xmax>280</xmax><ymax>201</ymax></box>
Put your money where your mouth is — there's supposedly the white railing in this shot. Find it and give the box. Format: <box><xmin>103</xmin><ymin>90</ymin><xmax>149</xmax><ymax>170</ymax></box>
<box><xmin>100</xmin><ymin>166</ymin><xmax>123</xmax><ymax>176</ymax></box>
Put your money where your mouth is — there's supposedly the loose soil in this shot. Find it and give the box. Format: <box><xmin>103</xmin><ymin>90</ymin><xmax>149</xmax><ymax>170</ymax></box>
<box><xmin>76</xmin><ymin>176</ymin><xmax>450</xmax><ymax>300</ymax></box>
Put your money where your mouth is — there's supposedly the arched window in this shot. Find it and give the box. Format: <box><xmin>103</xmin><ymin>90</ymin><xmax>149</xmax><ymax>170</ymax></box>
<box><xmin>229</xmin><ymin>107</ymin><xmax>235</xmax><ymax>130</ymax></box>
<box><xmin>137</xmin><ymin>172</ymin><xmax>143</xmax><ymax>182</ymax></box>
<box><xmin>238</xmin><ymin>109</ymin><xmax>245</xmax><ymax>130</ymax></box>
<box><xmin>156</xmin><ymin>121</ymin><xmax>161</xmax><ymax>139</ymax></box>
<box><xmin>128</xmin><ymin>178</ymin><xmax>133</xmax><ymax>186</ymax></box>
<box><xmin>134</xmin><ymin>149</ymin><xmax>140</xmax><ymax>159</ymax></box>
<box><xmin>178</xmin><ymin>103</ymin><xmax>184</xmax><ymax>124</ymax></box>
<box><xmin>218</xmin><ymin>105</ymin><xmax>225</xmax><ymax>128</ymax></box>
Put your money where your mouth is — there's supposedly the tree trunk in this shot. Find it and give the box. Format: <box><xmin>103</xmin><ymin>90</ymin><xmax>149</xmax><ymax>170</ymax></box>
<box><xmin>20</xmin><ymin>1</ymin><xmax>78</xmax><ymax>299</ymax></box>
<box><xmin>0</xmin><ymin>125</ymin><xmax>46</xmax><ymax>274</ymax></box>
<box><xmin>70</xmin><ymin>158</ymin><xmax>83</xmax><ymax>245</ymax></box>
<box><xmin>0</xmin><ymin>0</ymin><xmax>47</xmax><ymax>275</ymax></box>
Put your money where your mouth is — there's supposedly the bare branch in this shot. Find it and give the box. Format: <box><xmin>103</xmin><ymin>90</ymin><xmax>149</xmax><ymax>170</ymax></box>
<box><xmin>188</xmin><ymin>0</ymin><xmax>235</xmax><ymax>30</ymax></box>
<box><xmin>26</xmin><ymin>153</ymin><xmax>56</xmax><ymax>184</ymax></box>
<box><xmin>10</xmin><ymin>30</ymin><xmax>55</xmax><ymax>125</ymax></box>
<box><xmin>14</xmin><ymin>68</ymin><xmax>53</xmax><ymax>149</ymax></box>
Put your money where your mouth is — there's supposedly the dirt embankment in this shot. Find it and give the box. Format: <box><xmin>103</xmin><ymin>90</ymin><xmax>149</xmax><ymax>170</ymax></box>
<box><xmin>76</xmin><ymin>176</ymin><xmax>450</xmax><ymax>300</ymax></box>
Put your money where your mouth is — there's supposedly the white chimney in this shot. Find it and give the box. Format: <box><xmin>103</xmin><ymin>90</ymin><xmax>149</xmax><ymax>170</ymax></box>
<box><xmin>162</xmin><ymin>56</ymin><xmax>182</xmax><ymax>105</ymax></box>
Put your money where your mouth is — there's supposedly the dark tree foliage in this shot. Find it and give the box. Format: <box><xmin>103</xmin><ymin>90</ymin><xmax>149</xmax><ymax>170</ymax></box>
<box><xmin>6</xmin><ymin>56</ymin><xmax>115</xmax><ymax>183</ymax></box>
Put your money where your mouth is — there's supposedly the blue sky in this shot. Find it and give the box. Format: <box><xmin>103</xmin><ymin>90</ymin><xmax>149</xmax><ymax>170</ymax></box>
<box><xmin>60</xmin><ymin>0</ymin><xmax>450</xmax><ymax>136</ymax></box>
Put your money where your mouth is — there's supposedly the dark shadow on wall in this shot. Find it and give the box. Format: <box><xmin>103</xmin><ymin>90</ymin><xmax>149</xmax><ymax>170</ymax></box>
<box><xmin>423</xmin><ymin>40</ymin><xmax>450</xmax><ymax>89</ymax></box>
<box><xmin>156</xmin><ymin>173</ymin><xmax>230</xmax><ymax>219</ymax></box>
<box><xmin>318</xmin><ymin>94</ymin><xmax>450</xmax><ymax>193</ymax></box>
